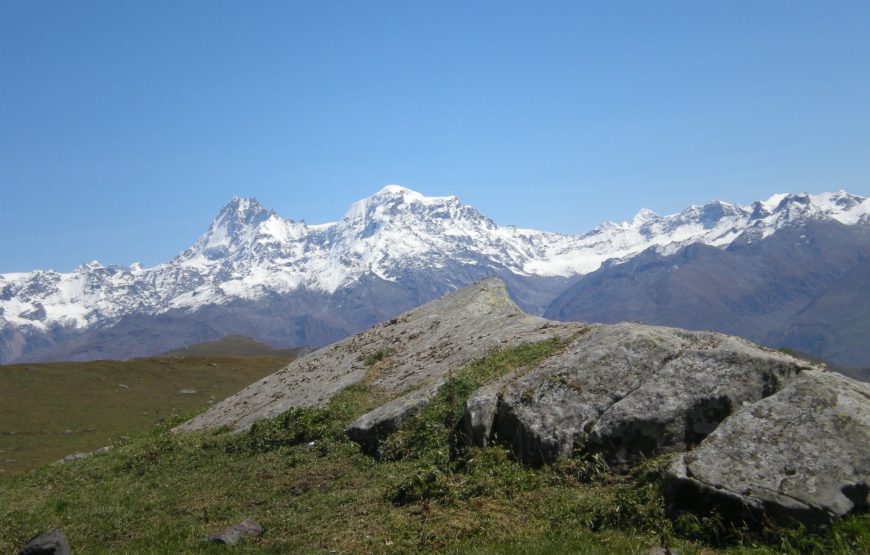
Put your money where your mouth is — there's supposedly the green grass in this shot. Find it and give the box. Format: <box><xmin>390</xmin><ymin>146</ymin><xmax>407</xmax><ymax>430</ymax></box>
<box><xmin>0</xmin><ymin>355</ymin><xmax>292</xmax><ymax>478</ymax></box>
<box><xmin>364</xmin><ymin>347</ymin><xmax>398</xmax><ymax>367</ymax></box>
<box><xmin>0</xmin><ymin>340</ymin><xmax>867</xmax><ymax>554</ymax></box>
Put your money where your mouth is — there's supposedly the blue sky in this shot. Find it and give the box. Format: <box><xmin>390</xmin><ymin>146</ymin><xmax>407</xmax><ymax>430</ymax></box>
<box><xmin>2</xmin><ymin>1</ymin><xmax>869</xmax><ymax>272</ymax></box>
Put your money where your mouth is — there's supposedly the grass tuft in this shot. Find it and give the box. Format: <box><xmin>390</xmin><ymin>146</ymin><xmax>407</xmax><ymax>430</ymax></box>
<box><xmin>364</xmin><ymin>347</ymin><xmax>397</xmax><ymax>367</ymax></box>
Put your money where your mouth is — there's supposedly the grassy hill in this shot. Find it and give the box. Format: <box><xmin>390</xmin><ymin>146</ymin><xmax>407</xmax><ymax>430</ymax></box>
<box><xmin>0</xmin><ymin>341</ymin><xmax>866</xmax><ymax>553</ymax></box>
<box><xmin>160</xmin><ymin>335</ymin><xmax>308</xmax><ymax>359</ymax></box>
<box><xmin>0</xmin><ymin>355</ymin><xmax>294</xmax><ymax>478</ymax></box>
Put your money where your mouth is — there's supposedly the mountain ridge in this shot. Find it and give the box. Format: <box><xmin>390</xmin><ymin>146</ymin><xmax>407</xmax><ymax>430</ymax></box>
<box><xmin>545</xmin><ymin>217</ymin><xmax>870</xmax><ymax>368</ymax></box>
<box><xmin>1</xmin><ymin>186</ymin><xmax>867</xmax><ymax>363</ymax></box>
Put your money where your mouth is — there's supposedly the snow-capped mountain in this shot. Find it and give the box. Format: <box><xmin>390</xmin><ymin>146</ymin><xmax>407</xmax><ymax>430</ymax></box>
<box><xmin>1</xmin><ymin>186</ymin><xmax>868</xmax><ymax>363</ymax></box>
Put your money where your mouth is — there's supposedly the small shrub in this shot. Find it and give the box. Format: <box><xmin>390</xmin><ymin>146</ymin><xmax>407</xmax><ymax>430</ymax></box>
<box><xmin>380</xmin><ymin>337</ymin><xmax>569</xmax><ymax>466</ymax></box>
<box><xmin>672</xmin><ymin>511</ymin><xmax>732</xmax><ymax>545</ymax></box>
<box><xmin>118</xmin><ymin>432</ymin><xmax>180</xmax><ymax>475</ymax></box>
<box><xmin>364</xmin><ymin>347</ymin><xmax>397</xmax><ymax>367</ymax></box>
<box><xmin>238</xmin><ymin>406</ymin><xmax>335</xmax><ymax>453</ymax></box>
<box><xmin>551</xmin><ymin>452</ymin><xmax>610</xmax><ymax>485</ymax></box>
<box><xmin>388</xmin><ymin>464</ymin><xmax>454</xmax><ymax>505</ymax></box>
<box><xmin>459</xmin><ymin>446</ymin><xmax>542</xmax><ymax>499</ymax></box>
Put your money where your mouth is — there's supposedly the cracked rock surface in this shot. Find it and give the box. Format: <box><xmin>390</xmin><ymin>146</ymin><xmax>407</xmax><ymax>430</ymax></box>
<box><xmin>488</xmin><ymin>323</ymin><xmax>810</xmax><ymax>467</ymax></box>
<box><xmin>666</xmin><ymin>370</ymin><xmax>870</xmax><ymax>527</ymax></box>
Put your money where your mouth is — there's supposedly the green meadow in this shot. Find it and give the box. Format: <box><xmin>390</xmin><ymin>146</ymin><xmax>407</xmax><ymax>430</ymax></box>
<box><xmin>0</xmin><ymin>355</ymin><xmax>291</xmax><ymax>478</ymax></box>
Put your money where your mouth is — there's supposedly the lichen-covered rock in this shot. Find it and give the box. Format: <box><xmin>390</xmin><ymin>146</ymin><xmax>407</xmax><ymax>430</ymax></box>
<box><xmin>665</xmin><ymin>370</ymin><xmax>870</xmax><ymax>528</ymax></box>
<box><xmin>490</xmin><ymin>323</ymin><xmax>810</xmax><ymax>467</ymax></box>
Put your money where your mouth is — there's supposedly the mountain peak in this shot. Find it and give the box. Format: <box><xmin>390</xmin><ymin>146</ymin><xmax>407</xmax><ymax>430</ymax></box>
<box><xmin>217</xmin><ymin>196</ymin><xmax>270</xmax><ymax>221</ymax></box>
<box><xmin>367</xmin><ymin>184</ymin><xmax>458</xmax><ymax>205</ymax></box>
<box><xmin>375</xmin><ymin>184</ymin><xmax>421</xmax><ymax>197</ymax></box>
<box><xmin>75</xmin><ymin>260</ymin><xmax>104</xmax><ymax>273</ymax></box>
<box><xmin>631</xmin><ymin>208</ymin><xmax>661</xmax><ymax>226</ymax></box>
<box><xmin>178</xmin><ymin>197</ymin><xmax>276</xmax><ymax>263</ymax></box>
<box><xmin>2</xmin><ymin>186</ymin><xmax>869</xmax><ymax>364</ymax></box>
<box><xmin>343</xmin><ymin>185</ymin><xmax>460</xmax><ymax>223</ymax></box>
<box><xmin>753</xmin><ymin>191</ymin><xmax>869</xmax><ymax>226</ymax></box>
<box><xmin>212</xmin><ymin>196</ymin><xmax>272</xmax><ymax>228</ymax></box>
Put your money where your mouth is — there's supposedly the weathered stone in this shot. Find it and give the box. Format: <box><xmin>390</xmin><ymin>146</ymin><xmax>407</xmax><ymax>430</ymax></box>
<box><xmin>60</xmin><ymin>452</ymin><xmax>89</xmax><ymax>463</ymax></box>
<box><xmin>56</xmin><ymin>446</ymin><xmax>111</xmax><ymax>465</ymax></box>
<box><xmin>347</xmin><ymin>380</ymin><xmax>444</xmax><ymax>454</ymax></box>
<box><xmin>208</xmin><ymin>518</ymin><xmax>263</xmax><ymax>545</ymax></box>
<box><xmin>462</xmin><ymin>368</ymin><xmax>526</xmax><ymax>447</ymax></box>
<box><xmin>491</xmin><ymin>323</ymin><xmax>810</xmax><ymax>467</ymax></box>
<box><xmin>18</xmin><ymin>529</ymin><xmax>70</xmax><ymax>555</ymax></box>
<box><xmin>665</xmin><ymin>370</ymin><xmax>870</xmax><ymax>528</ymax></box>
<box><xmin>585</xmin><ymin>347</ymin><xmax>802</xmax><ymax>467</ymax></box>
<box><xmin>177</xmin><ymin>278</ymin><xmax>579</xmax><ymax>433</ymax></box>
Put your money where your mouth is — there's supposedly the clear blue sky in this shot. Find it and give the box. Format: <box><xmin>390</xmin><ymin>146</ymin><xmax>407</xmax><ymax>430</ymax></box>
<box><xmin>2</xmin><ymin>1</ymin><xmax>869</xmax><ymax>272</ymax></box>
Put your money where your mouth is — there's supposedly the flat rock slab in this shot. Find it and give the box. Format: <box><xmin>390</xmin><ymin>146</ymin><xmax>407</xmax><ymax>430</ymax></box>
<box><xmin>177</xmin><ymin>278</ymin><xmax>579</xmax><ymax>433</ymax></box>
<box><xmin>666</xmin><ymin>370</ymin><xmax>870</xmax><ymax>528</ymax></box>
<box><xmin>19</xmin><ymin>529</ymin><xmax>70</xmax><ymax>555</ymax></box>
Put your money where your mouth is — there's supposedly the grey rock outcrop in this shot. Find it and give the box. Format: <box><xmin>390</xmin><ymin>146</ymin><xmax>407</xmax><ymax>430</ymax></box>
<box><xmin>665</xmin><ymin>370</ymin><xmax>870</xmax><ymax>528</ymax></box>
<box><xmin>176</xmin><ymin>278</ymin><xmax>579</xmax><ymax>433</ymax></box>
<box><xmin>18</xmin><ymin>529</ymin><xmax>70</xmax><ymax>555</ymax></box>
<box><xmin>175</xmin><ymin>277</ymin><xmax>869</xmax><ymax>529</ymax></box>
<box><xmin>486</xmin><ymin>323</ymin><xmax>810</xmax><ymax>467</ymax></box>
<box><xmin>461</xmin><ymin>368</ymin><xmax>527</xmax><ymax>447</ymax></box>
<box><xmin>56</xmin><ymin>446</ymin><xmax>111</xmax><ymax>465</ymax></box>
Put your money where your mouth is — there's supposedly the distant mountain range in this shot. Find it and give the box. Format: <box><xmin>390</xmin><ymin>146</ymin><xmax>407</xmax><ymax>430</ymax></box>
<box><xmin>1</xmin><ymin>186</ymin><xmax>868</xmax><ymax>367</ymax></box>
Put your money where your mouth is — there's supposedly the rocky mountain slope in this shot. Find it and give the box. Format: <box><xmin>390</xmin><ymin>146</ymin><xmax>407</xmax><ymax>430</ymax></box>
<box><xmin>179</xmin><ymin>279</ymin><xmax>870</xmax><ymax>529</ymax></box>
<box><xmin>545</xmin><ymin>216</ymin><xmax>870</xmax><ymax>368</ymax></box>
<box><xmin>1</xmin><ymin>186</ymin><xmax>867</xmax><ymax>363</ymax></box>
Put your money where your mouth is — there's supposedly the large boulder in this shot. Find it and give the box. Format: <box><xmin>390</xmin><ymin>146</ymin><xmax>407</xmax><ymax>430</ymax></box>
<box><xmin>487</xmin><ymin>323</ymin><xmax>810</xmax><ymax>467</ymax></box>
<box><xmin>665</xmin><ymin>370</ymin><xmax>870</xmax><ymax>528</ymax></box>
